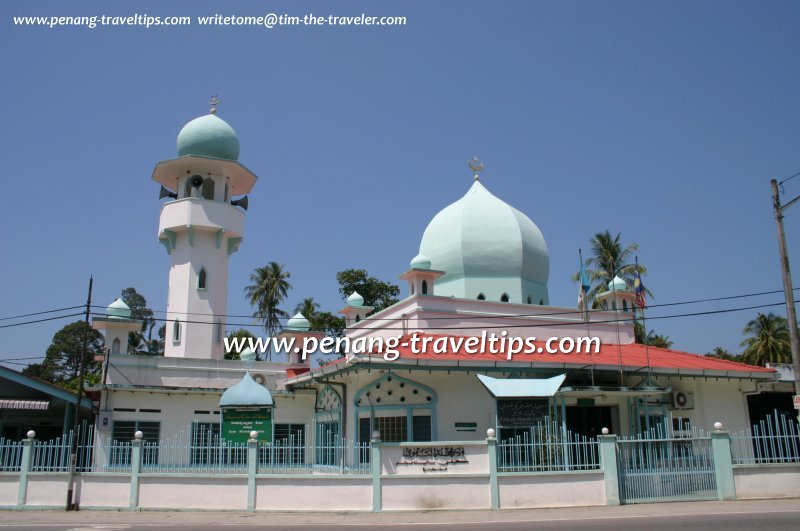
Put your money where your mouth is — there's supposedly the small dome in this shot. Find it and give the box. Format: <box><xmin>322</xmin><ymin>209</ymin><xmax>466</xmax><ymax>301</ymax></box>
<box><xmin>347</xmin><ymin>291</ymin><xmax>365</xmax><ymax>307</ymax></box>
<box><xmin>410</xmin><ymin>253</ymin><xmax>432</xmax><ymax>270</ymax></box>
<box><xmin>177</xmin><ymin>114</ymin><xmax>240</xmax><ymax>161</ymax></box>
<box><xmin>219</xmin><ymin>372</ymin><xmax>273</xmax><ymax>407</ymax></box>
<box><xmin>106</xmin><ymin>298</ymin><xmax>131</xmax><ymax>319</ymax></box>
<box><xmin>287</xmin><ymin>312</ymin><xmax>310</xmax><ymax>332</ymax></box>
<box><xmin>240</xmin><ymin>347</ymin><xmax>256</xmax><ymax>362</ymax></box>
<box><xmin>608</xmin><ymin>276</ymin><xmax>628</xmax><ymax>291</ymax></box>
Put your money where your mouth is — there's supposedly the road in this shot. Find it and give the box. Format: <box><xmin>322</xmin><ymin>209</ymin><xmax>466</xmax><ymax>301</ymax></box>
<box><xmin>0</xmin><ymin>499</ymin><xmax>798</xmax><ymax>530</ymax></box>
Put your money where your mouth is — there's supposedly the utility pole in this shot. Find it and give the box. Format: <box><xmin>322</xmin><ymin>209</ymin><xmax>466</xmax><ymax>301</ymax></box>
<box><xmin>66</xmin><ymin>276</ymin><xmax>92</xmax><ymax>511</ymax></box>
<box><xmin>770</xmin><ymin>178</ymin><xmax>800</xmax><ymax>422</ymax></box>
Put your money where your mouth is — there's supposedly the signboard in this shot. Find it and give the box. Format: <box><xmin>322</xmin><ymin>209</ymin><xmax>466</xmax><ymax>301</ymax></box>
<box><xmin>794</xmin><ymin>395</ymin><xmax>800</xmax><ymax>410</ymax></box>
<box><xmin>497</xmin><ymin>398</ymin><xmax>549</xmax><ymax>427</ymax></box>
<box><xmin>222</xmin><ymin>407</ymin><xmax>272</xmax><ymax>443</ymax></box>
<box><xmin>577</xmin><ymin>398</ymin><xmax>596</xmax><ymax>406</ymax></box>
<box><xmin>455</xmin><ymin>422</ymin><xmax>477</xmax><ymax>432</ymax></box>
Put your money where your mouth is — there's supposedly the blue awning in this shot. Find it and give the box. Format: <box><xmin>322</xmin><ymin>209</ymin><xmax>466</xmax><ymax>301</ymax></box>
<box><xmin>476</xmin><ymin>373</ymin><xmax>566</xmax><ymax>398</ymax></box>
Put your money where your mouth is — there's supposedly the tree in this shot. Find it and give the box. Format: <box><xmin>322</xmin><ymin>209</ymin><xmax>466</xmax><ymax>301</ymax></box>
<box><xmin>294</xmin><ymin>297</ymin><xmax>320</xmax><ymax>319</ymax></box>
<box><xmin>740</xmin><ymin>312</ymin><xmax>792</xmax><ymax>367</ymax></box>
<box><xmin>224</xmin><ymin>329</ymin><xmax>255</xmax><ymax>360</ymax></box>
<box><xmin>245</xmin><ymin>262</ymin><xmax>292</xmax><ymax>359</ymax></box>
<box><xmin>308</xmin><ymin>311</ymin><xmax>346</xmax><ymax>337</ymax></box>
<box><xmin>121</xmin><ymin>287</ymin><xmax>159</xmax><ymax>355</ymax></box>
<box><xmin>644</xmin><ymin>331</ymin><xmax>673</xmax><ymax>349</ymax></box>
<box><xmin>634</xmin><ymin>322</ymin><xmax>673</xmax><ymax>348</ymax></box>
<box><xmin>576</xmin><ymin>230</ymin><xmax>651</xmax><ymax>308</ymax></box>
<box><xmin>23</xmin><ymin>321</ymin><xmax>104</xmax><ymax>388</ymax></box>
<box><xmin>336</xmin><ymin>269</ymin><xmax>400</xmax><ymax>312</ymax></box>
<box><xmin>706</xmin><ymin>347</ymin><xmax>741</xmax><ymax>362</ymax></box>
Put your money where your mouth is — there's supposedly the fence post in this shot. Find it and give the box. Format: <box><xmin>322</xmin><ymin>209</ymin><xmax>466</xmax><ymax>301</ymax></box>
<box><xmin>486</xmin><ymin>430</ymin><xmax>499</xmax><ymax>510</ymax></box>
<box><xmin>371</xmin><ymin>433</ymin><xmax>382</xmax><ymax>512</ymax></box>
<box><xmin>598</xmin><ymin>434</ymin><xmax>620</xmax><ymax>506</ymax></box>
<box><xmin>247</xmin><ymin>434</ymin><xmax>258</xmax><ymax>512</ymax></box>
<box><xmin>17</xmin><ymin>432</ymin><xmax>35</xmax><ymax>507</ymax></box>
<box><xmin>711</xmin><ymin>430</ymin><xmax>736</xmax><ymax>500</ymax></box>
<box><xmin>129</xmin><ymin>432</ymin><xmax>143</xmax><ymax>510</ymax></box>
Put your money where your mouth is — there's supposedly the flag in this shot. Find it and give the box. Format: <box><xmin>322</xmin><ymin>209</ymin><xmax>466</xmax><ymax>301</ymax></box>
<box><xmin>578</xmin><ymin>252</ymin><xmax>591</xmax><ymax>312</ymax></box>
<box><xmin>634</xmin><ymin>266</ymin><xmax>646</xmax><ymax>309</ymax></box>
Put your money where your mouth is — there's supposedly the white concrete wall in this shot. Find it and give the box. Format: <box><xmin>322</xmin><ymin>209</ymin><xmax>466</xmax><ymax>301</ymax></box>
<box><xmin>77</xmin><ymin>474</ymin><xmax>130</xmax><ymax>508</ymax></box>
<box><xmin>498</xmin><ymin>471</ymin><xmax>605</xmax><ymax>508</ymax></box>
<box><xmin>733</xmin><ymin>464</ymin><xmax>800</xmax><ymax>499</ymax></box>
<box><xmin>381</xmin><ymin>476</ymin><xmax>490</xmax><ymax>511</ymax></box>
<box><xmin>24</xmin><ymin>475</ymin><xmax>68</xmax><ymax>506</ymax></box>
<box><xmin>0</xmin><ymin>475</ymin><xmax>18</xmax><ymax>506</ymax></box>
<box><xmin>256</xmin><ymin>477</ymin><xmax>372</xmax><ymax>511</ymax></box>
<box><xmin>137</xmin><ymin>476</ymin><xmax>247</xmax><ymax>510</ymax></box>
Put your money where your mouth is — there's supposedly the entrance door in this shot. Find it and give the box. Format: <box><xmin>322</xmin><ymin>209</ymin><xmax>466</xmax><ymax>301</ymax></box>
<box><xmin>566</xmin><ymin>406</ymin><xmax>614</xmax><ymax>438</ymax></box>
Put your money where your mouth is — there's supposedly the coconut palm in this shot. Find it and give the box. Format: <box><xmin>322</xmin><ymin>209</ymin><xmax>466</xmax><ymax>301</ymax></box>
<box><xmin>577</xmin><ymin>230</ymin><xmax>651</xmax><ymax>308</ymax></box>
<box><xmin>294</xmin><ymin>297</ymin><xmax>320</xmax><ymax>319</ymax></box>
<box><xmin>740</xmin><ymin>312</ymin><xmax>792</xmax><ymax>367</ymax></box>
<box><xmin>245</xmin><ymin>262</ymin><xmax>291</xmax><ymax>360</ymax></box>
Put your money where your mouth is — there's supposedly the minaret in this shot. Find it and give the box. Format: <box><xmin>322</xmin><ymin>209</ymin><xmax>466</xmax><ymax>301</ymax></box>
<box><xmin>152</xmin><ymin>98</ymin><xmax>258</xmax><ymax>359</ymax></box>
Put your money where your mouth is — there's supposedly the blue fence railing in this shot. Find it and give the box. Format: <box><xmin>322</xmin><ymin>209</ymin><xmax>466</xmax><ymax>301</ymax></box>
<box><xmin>496</xmin><ymin>421</ymin><xmax>600</xmax><ymax>472</ymax></box>
<box><xmin>731</xmin><ymin>411</ymin><xmax>800</xmax><ymax>465</ymax></box>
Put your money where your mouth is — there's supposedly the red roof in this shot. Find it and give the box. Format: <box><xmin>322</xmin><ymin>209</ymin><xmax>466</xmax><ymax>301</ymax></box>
<box><xmin>357</xmin><ymin>333</ymin><xmax>774</xmax><ymax>375</ymax></box>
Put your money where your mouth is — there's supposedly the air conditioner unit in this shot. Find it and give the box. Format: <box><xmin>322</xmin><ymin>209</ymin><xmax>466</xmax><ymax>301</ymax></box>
<box><xmin>671</xmin><ymin>391</ymin><xmax>694</xmax><ymax>410</ymax></box>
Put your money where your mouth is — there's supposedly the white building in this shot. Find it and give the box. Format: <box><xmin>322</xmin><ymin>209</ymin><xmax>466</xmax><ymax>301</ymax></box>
<box><xmin>88</xmin><ymin>107</ymin><xmax>782</xmax><ymax>456</ymax></box>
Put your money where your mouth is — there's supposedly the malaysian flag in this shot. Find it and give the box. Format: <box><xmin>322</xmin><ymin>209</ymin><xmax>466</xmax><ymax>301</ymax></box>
<box><xmin>634</xmin><ymin>262</ymin><xmax>646</xmax><ymax>309</ymax></box>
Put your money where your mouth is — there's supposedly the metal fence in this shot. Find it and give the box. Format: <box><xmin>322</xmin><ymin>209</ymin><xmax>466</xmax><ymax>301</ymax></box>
<box><xmin>0</xmin><ymin>437</ymin><xmax>23</xmax><ymax>471</ymax></box>
<box><xmin>496</xmin><ymin>421</ymin><xmax>600</xmax><ymax>472</ymax></box>
<box><xmin>731</xmin><ymin>411</ymin><xmax>800</xmax><ymax>465</ymax></box>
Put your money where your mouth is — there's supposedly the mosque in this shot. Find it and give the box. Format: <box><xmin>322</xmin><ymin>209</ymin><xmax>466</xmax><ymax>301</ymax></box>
<box><xmin>89</xmin><ymin>105</ymin><xmax>784</xmax><ymax>454</ymax></box>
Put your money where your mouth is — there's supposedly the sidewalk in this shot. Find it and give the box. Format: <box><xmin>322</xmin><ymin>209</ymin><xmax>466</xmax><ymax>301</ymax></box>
<box><xmin>1</xmin><ymin>498</ymin><xmax>799</xmax><ymax>527</ymax></box>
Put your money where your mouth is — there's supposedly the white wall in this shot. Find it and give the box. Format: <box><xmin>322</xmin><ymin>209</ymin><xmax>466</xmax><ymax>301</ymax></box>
<box><xmin>256</xmin><ymin>477</ymin><xmax>372</xmax><ymax>511</ymax></box>
<box><xmin>733</xmin><ymin>464</ymin><xmax>800</xmax><ymax>499</ymax></box>
<box><xmin>498</xmin><ymin>471</ymin><xmax>605</xmax><ymax>508</ymax></box>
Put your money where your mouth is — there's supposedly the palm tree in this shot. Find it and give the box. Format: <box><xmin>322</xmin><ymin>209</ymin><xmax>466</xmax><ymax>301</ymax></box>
<box><xmin>245</xmin><ymin>262</ymin><xmax>291</xmax><ymax>360</ymax></box>
<box><xmin>578</xmin><ymin>230</ymin><xmax>651</xmax><ymax>308</ymax></box>
<box><xmin>740</xmin><ymin>312</ymin><xmax>792</xmax><ymax>366</ymax></box>
<box><xmin>294</xmin><ymin>297</ymin><xmax>320</xmax><ymax>319</ymax></box>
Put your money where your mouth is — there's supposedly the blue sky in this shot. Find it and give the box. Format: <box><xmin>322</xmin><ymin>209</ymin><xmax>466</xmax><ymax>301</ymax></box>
<box><xmin>1</xmin><ymin>0</ymin><xmax>798</xmax><ymax>366</ymax></box>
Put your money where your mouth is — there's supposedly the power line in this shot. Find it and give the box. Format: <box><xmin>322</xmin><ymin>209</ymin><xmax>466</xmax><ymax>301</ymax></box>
<box><xmin>0</xmin><ymin>312</ymin><xmax>85</xmax><ymax>330</ymax></box>
<box><xmin>88</xmin><ymin>286</ymin><xmax>800</xmax><ymax>323</ymax></box>
<box><xmin>89</xmin><ymin>298</ymin><xmax>799</xmax><ymax>333</ymax></box>
<box><xmin>0</xmin><ymin>305</ymin><xmax>84</xmax><ymax>321</ymax></box>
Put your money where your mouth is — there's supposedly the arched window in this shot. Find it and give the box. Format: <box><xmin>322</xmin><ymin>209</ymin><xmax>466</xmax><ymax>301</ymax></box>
<box><xmin>354</xmin><ymin>374</ymin><xmax>437</xmax><ymax>443</ymax></box>
<box><xmin>539</xmin><ymin>299</ymin><xmax>544</xmax><ymax>305</ymax></box>
<box><xmin>623</xmin><ymin>300</ymin><xmax>628</xmax><ymax>312</ymax></box>
<box><xmin>202</xmin><ymin>178</ymin><xmax>215</xmax><ymax>200</ymax></box>
<box><xmin>173</xmin><ymin>320</ymin><xmax>181</xmax><ymax>344</ymax></box>
<box><xmin>477</xmin><ymin>293</ymin><xmax>486</xmax><ymax>300</ymax></box>
<box><xmin>500</xmin><ymin>293</ymin><xmax>509</xmax><ymax>303</ymax></box>
<box><xmin>421</xmin><ymin>280</ymin><xmax>428</xmax><ymax>295</ymax></box>
<box><xmin>612</xmin><ymin>301</ymin><xmax>617</xmax><ymax>310</ymax></box>
<box><xmin>184</xmin><ymin>179</ymin><xmax>192</xmax><ymax>199</ymax></box>
<box><xmin>111</xmin><ymin>337</ymin><xmax>121</xmax><ymax>355</ymax></box>
<box><xmin>198</xmin><ymin>268</ymin><xmax>207</xmax><ymax>290</ymax></box>
<box><xmin>355</xmin><ymin>315</ymin><xmax>360</xmax><ymax>323</ymax></box>
<box><xmin>527</xmin><ymin>296</ymin><xmax>532</xmax><ymax>304</ymax></box>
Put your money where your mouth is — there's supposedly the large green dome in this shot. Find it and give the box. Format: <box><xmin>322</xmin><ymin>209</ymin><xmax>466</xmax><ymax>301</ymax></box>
<box><xmin>418</xmin><ymin>180</ymin><xmax>549</xmax><ymax>304</ymax></box>
<box><xmin>177</xmin><ymin>114</ymin><xmax>240</xmax><ymax>161</ymax></box>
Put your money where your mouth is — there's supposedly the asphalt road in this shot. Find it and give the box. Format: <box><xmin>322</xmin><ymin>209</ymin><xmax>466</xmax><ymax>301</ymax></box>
<box><xmin>1</xmin><ymin>499</ymin><xmax>799</xmax><ymax>531</ymax></box>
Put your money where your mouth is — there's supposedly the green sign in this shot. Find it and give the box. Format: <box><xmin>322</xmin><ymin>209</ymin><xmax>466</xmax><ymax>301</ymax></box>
<box><xmin>222</xmin><ymin>407</ymin><xmax>272</xmax><ymax>443</ymax></box>
<box><xmin>577</xmin><ymin>398</ymin><xmax>596</xmax><ymax>406</ymax></box>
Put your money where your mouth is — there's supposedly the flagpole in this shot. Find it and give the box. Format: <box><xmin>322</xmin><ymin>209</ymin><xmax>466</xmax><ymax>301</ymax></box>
<box><xmin>579</xmin><ymin>249</ymin><xmax>595</xmax><ymax>387</ymax></box>
<box><xmin>635</xmin><ymin>256</ymin><xmax>653</xmax><ymax>386</ymax></box>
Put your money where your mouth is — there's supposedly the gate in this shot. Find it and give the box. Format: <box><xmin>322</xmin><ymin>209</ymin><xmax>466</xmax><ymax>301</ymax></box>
<box><xmin>616</xmin><ymin>436</ymin><xmax>717</xmax><ymax>503</ymax></box>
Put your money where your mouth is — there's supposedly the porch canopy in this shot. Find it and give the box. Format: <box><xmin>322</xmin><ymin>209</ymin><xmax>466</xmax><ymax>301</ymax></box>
<box><xmin>476</xmin><ymin>373</ymin><xmax>566</xmax><ymax>398</ymax></box>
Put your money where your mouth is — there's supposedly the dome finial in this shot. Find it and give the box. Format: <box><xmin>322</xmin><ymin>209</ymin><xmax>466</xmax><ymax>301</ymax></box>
<box><xmin>468</xmin><ymin>156</ymin><xmax>484</xmax><ymax>181</ymax></box>
<box><xmin>209</xmin><ymin>95</ymin><xmax>220</xmax><ymax>115</ymax></box>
